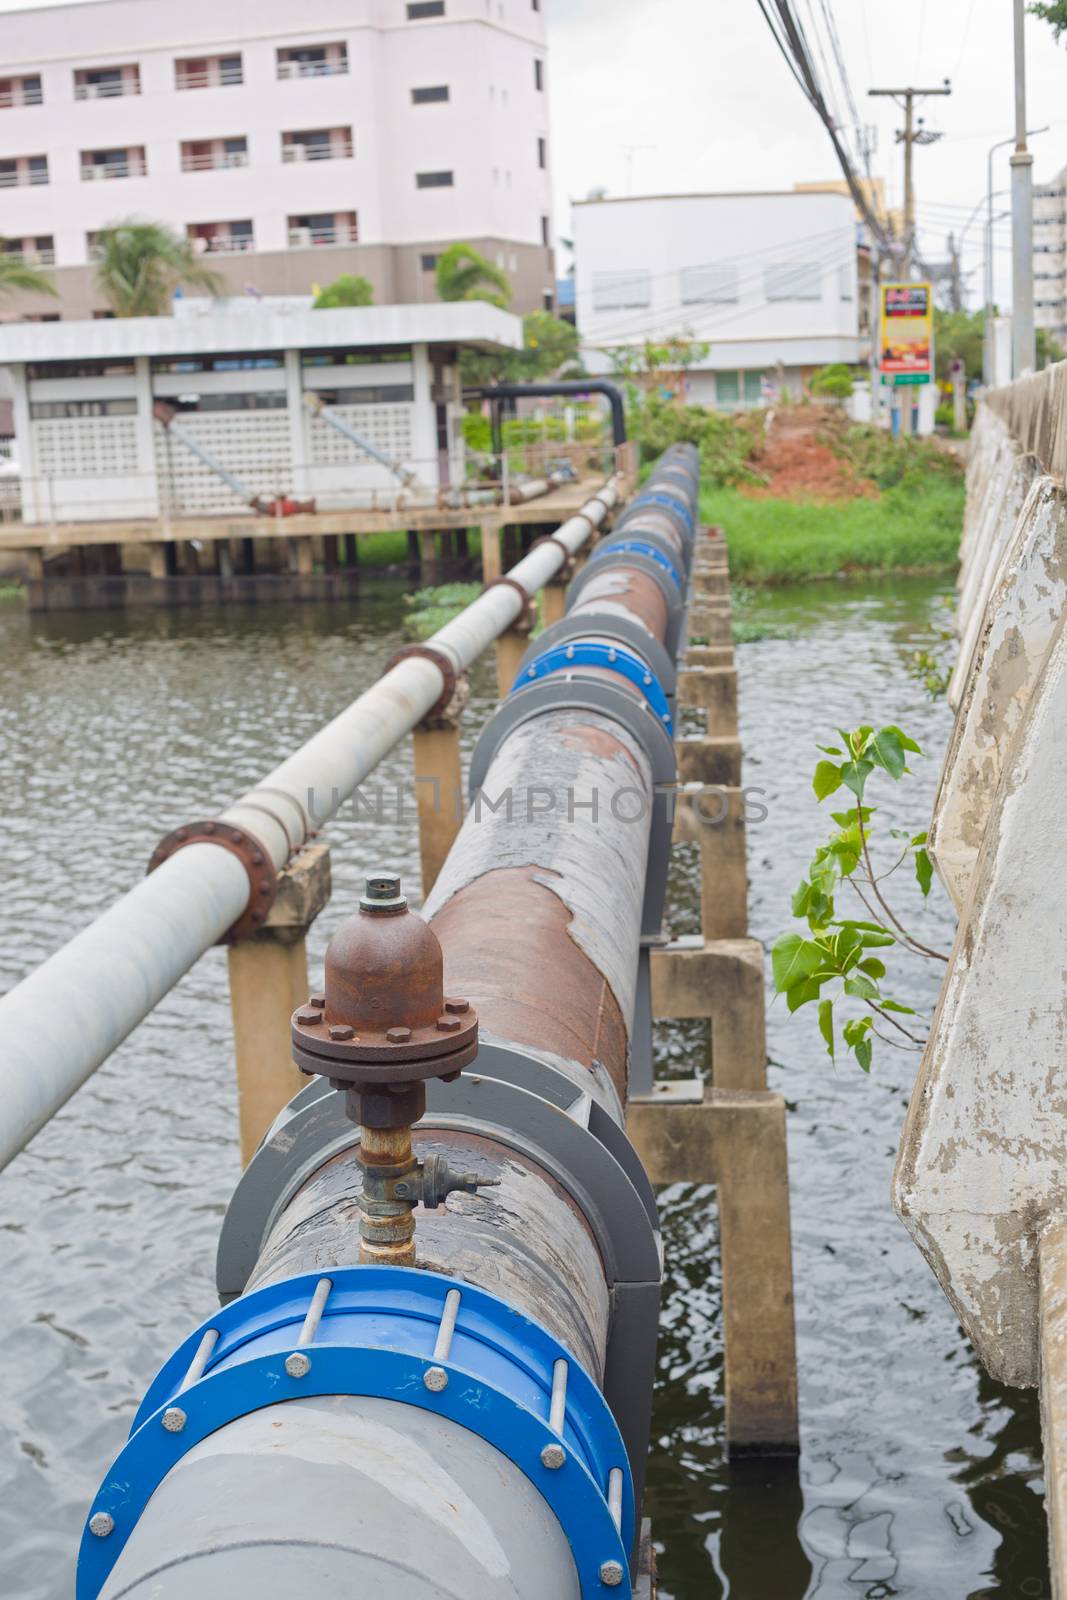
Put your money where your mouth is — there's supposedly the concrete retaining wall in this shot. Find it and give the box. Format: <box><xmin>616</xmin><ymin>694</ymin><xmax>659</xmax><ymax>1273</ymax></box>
<box><xmin>894</xmin><ymin>360</ymin><xmax>1067</xmax><ymax>1388</ymax></box>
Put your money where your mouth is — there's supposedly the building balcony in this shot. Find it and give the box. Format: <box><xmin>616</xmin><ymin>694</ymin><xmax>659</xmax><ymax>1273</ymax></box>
<box><xmin>81</xmin><ymin>151</ymin><xmax>147</xmax><ymax>180</ymax></box>
<box><xmin>281</xmin><ymin>130</ymin><xmax>353</xmax><ymax>163</ymax></box>
<box><xmin>0</xmin><ymin>159</ymin><xmax>48</xmax><ymax>188</ymax></box>
<box><xmin>175</xmin><ymin>57</ymin><xmax>244</xmax><ymax>91</ymax></box>
<box><xmin>188</xmin><ymin>223</ymin><xmax>255</xmax><ymax>254</ymax></box>
<box><xmin>201</xmin><ymin>234</ymin><xmax>255</xmax><ymax>254</ymax></box>
<box><xmin>0</xmin><ymin>77</ymin><xmax>43</xmax><ymax>109</ymax></box>
<box><xmin>287</xmin><ymin>214</ymin><xmax>359</xmax><ymax>247</ymax></box>
<box><xmin>277</xmin><ymin>56</ymin><xmax>348</xmax><ymax>80</ymax></box>
<box><xmin>74</xmin><ymin>67</ymin><xmax>141</xmax><ymax>101</ymax></box>
<box><xmin>5</xmin><ymin>243</ymin><xmax>55</xmax><ymax>266</ymax></box>
<box><xmin>181</xmin><ymin>142</ymin><xmax>249</xmax><ymax>173</ymax></box>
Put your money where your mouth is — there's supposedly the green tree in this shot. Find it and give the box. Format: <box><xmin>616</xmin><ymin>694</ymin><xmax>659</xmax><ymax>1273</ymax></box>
<box><xmin>312</xmin><ymin>273</ymin><xmax>375</xmax><ymax>309</ymax></box>
<box><xmin>0</xmin><ymin>246</ymin><xmax>57</xmax><ymax>302</ymax></box>
<box><xmin>460</xmin><ymin>310</ymin><xmax>580</xmax><ymax>385</ymax></box>
<box><xmin>933</xmin><ymin>307</ymin><xmax>984</xmax><ymax>384</ymax></box>
<box><xmin>809</xmin><ymin>363</ymin><xmax>855</xmax><ymax>400</ymax></box>
<box><xmin>435</xmin><ymin>242</ymin><xmax>511</xmax><ymax>308</ymax></box>
<box><xmin>1029</xmin><ymin>0</ymin><xmax>1067</xmax><ymax>38</ymax></box>
<box><xmin>92</xmin><ymin>221</ymin><xmax>224</xmax><ymax>317</ymax></box>
<box><xmin>1037</xmin><ymin>327</ymin><xmax>1067</xmax><ymax>367</ymax></box>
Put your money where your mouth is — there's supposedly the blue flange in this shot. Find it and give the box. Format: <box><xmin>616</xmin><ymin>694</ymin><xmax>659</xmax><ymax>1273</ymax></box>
<box><xmin>623</xmin><ymin>489</ymin><xmax>696</xmax><ymax>532</ymax></box>
<box><xmin>512</xmin><ymin>637</ymin><xmax>673</xmax><ymax>731</ymax></box>
<box><xmin>588</xmin><ymin>537</ymin><xmax>683</xmax><ymax>592</ymax></box>
<box><xmin>77</xmin><ymin>1267</ymin><xmax>634</xmax><ymax>1600</ymax></box>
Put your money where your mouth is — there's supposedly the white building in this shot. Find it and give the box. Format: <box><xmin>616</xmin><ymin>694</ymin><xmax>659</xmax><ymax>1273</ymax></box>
<box><xmin>1034</xmin><ymin>162</ymin><xmax>1067</xmax><ymax>348</ymax></box>
<box><xmin>0</xmin><ymin>0</ymin><xmax>554</xmax><ymax>320</ymax></box>
<box><xmin>0</xmin><ymin>300</ymin><xmax>522</xmax><ymax>522</ymax></box>
<box><xmin>572</xmin><ymin>191</ymin><xmax>862</xmax><ymax>409</ymax></box>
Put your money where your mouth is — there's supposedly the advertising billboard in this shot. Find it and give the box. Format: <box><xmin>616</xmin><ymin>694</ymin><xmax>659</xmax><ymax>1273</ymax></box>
<box><xmin>879</xmin><ymin>282</ymin><xmax>933</xmax><ymax>385</ymax></box>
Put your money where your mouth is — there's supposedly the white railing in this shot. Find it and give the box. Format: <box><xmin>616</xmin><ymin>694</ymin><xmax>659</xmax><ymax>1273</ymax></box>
<box><xmin>199</xmin><ymin>233</ymin><xmax>255</xmax><ymax>253</ymax></box>
<box><xmin>81</xmin><ymin>156</ymin><xmax>146</xmax><ymax>181</ymax></box>
<box><xmin>5</xmin><ymin>246</ymin><xmax>55</xmax><ymax>266</ymax></box>
<box><xmin>181</xmin><ymin>149</ymin><xmax>249</xmax><ymax>172</ymax></box>
<box><xmin>0</xmin><ymin>167</ymin><xmax>48</xmax><ymax>189</ymax></box>
<box><xmin>277</xmin><ymin>58</ymin><xmax>348</xmax><ymax>79</ymax></box>
<box><xmin>281</xmin><ymin>139</ymin><xmax>352</xmax><ymax>163</ymax></box>
<box><xmin>0</xmin><ymin>83</ymin><xmax>43</xmax><ymax>109</ymax></box>
<box><xmin>176</xmin><ymin>64</ymin><xmax>244</xmax><ymax>90</ymax></box>
<box><xmin>288</xmin><ymin>223</ymin><xmax>358</xmax><ymax>247</ymax></box>
<box><xmin>74</xmin><ymin>79</ymin><xmax>140</xmax><ymax>101</ymax></box>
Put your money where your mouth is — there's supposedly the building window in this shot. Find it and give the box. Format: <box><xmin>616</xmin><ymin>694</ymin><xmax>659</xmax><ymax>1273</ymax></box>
<box><xmin>416</xmin><ymin>170</ymin><xmax>454</xmax><ymax>188</ymax></box>
<box><xmin>81</xmin><ymin>147</ymin><xmax>146</xmax><ymax>180</ymax></box>
<box><xmin>175</xmin><ymin>54</ymin><xmax>243</xmax><ymax>90</ymax></box>
<box><xmin>412</xmin><ymin>85</ymin><xmax>450</xmax><ymax>103</ymax></box>
<box><xmin>301</xmin><ymin>346</ymin><xmax>411</xmax><ymax>367</ymax></box>
<box><xmin>187</xmin><ymin>220</ymin><xmax>254</xmax><ymax>253</ymax></box>
<box><xmin>281</xmin><ymin>127</ymin><xmax>353</xmax><ymax>163</ymax></box>
<box><xmin>287</xmin><ymin>211</ymin><xmax>359</xmax><ymax>246</ymax></box>
<box><xmin>542</xmin><ymin>289</ymin><xmax>553</xmax><ymax>311</ymax></box>
<box><xmin>0</xmin><ymin>75</ymin><xmax>43</xmax><ymax>109</ymax></box>
<box><xmin>540</xmin><ymin>214</ymin><xmax>550</xmax><ymax>246</ymax></box>
<box><xmin>181</xmin><ymin>137</ymin><xmax>249</xmax><ymax>173</ymax></box>
<box><xmin>276</xmin><ymin>43</ymin><xmax>348</xmax><ymax>79</ymax></box>
<box><xmin>166</xmin><ymin>393</ymin><xmax>288</xmax><ymax>413</ymax></box>
<box><xmin>31</xmin><ymin>398</ymin><xmax>137</xmax><ymax>419</ymax></box>
<box><xmin>743</xmin><ymin>370</ymin><xmax>765</xmax><ymax>405</ymax></box>
<box><xmin>535</xmin><ymin>59</ymin><xmax>544</xmax><ymax>91</ymax></box>
<box><xmin>0</xmin><ymin>155</ymin><xmax>49</xmax><ymax>188</ymax></box>
<box><xmin>152</xmin><ymin>353</ymin><xmax>283</xmax><ymax>373</ymax></box>
<box><xmin>421</xmin><ymin>254</ymin><xmax>440</xmax><ymax>271</ymax></box>
<box><xmin>680</xmin><ymin>264</ymin><xmax>739</xmax><ymax>305</ymax></box>
<box><xmin>310</xmin><ymin>384</ymin><xmax>415</xmax><ymax>405</ymax></box>
<box><xmin>537</xmin><ymin>136</ymin><xmax>546</xmax><ymax>169</ymax></box>
<box><xmin>407</xmin><ymin>1</ymin><xmax>445</xmax><ymax>15</ymax></box>
<box><xmin>764</xmin><ymin>262</ymin><xmax>822</xmax><ymax>301</ymax></box>
<box><xmin>74</xmin><ymin>64</ymin><xmax>141</xmax><ymax>100</ymax></box>
<box><xmin>28</xmin><ymin>358</ymin><xmax>135</xmax><ymax>378</ymax></box>
<box><xmin>4</xmin><ymin>235</ymin><xmax>55</xmax><ymax>266</ymax></box>
<box><xmin>592</xmin><ymin>270</ymin><xmax>651</xmax><ymax>311</ymax></box>
<box><xmin>715</xmin><ymin>371</ymin><xmax>739</xmax><ymax>407</ymax></box>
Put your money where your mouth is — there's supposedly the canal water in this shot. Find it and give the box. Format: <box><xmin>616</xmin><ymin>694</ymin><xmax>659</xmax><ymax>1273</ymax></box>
<box><xmin>0</xmin><ymin>575</ymin><xmax>1048</xmax><ymax>1600</ymax></box>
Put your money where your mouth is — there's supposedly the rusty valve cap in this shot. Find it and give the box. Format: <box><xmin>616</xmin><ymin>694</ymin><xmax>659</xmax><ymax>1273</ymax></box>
<box><xmin>324</xmin><ymin>873</ymin><xmax>445</xmax><ymax>1035</ymax></box>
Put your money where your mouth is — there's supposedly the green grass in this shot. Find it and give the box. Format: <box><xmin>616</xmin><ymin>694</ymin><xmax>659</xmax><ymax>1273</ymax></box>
<box><xmin>701</xmin><ymin>478</ymin><xmax>965</xmax><ymax>585</ymax></box>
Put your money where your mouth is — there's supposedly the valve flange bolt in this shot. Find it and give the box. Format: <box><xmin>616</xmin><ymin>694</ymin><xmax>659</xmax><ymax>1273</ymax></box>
<box><xmin>423</xmin><ymin>1365</ymin><xmax>449</xmax><ymax>1392</ymax></box>
<box><xmin>295</xmin><ymin>1009</ymin><xmax>322</xmax><ymax>1026</ymax></box>
<box><xmin>444</xmin><ymin>998</ymin><xmax>469</xmax><ymax>1014</ymax></box>
<box><xmin>599</xmin><ymin>1560</ymin><xmax>625</xmax><ymax>1587</ymax></box>
<box><xmin>436</xmin><ymin>1015</ymin><xmax>462</xmax><ymax>1033</ymax></box>
<box><xmin>161</xmin><ymin>1407</ymin><xmax>187</xmax><ymax>1434</ymax></box>
<box><xmin>309</xmin><ymin>994</ymin><xmax>325</xmax><ymax>1008</ymax></box>
<box><xmin>285</xmin><ymin>1352</ymin><xmax>311</xmax><ymax>1378</ymax></box>
<box><xmin>386</xmin><ymin>1026</ymin><xmax>412</xmax><ymax>1044</ymax></box>
<box><xmin>88</xmin><ymin>1512</ymin><xmax>114</xmax><ymax>1539</ymax></box>
<box><xmin>329</xmin><ymin>1025</ymin><xmax>355</xmax><ymax>1041</ymax></box>
<box><xmin>540</xmin><ymin>1442</ymin><xmax>566</xmax><ymax>1470</ymax></box>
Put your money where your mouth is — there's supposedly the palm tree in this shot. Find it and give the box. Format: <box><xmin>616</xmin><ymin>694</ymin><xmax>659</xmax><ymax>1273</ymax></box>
<box><xmin>435</xmin><ymin>243</ymin><xmax>512</xmax><ymax>309</ymax></box>
<box><xmin>92</xmin><ymin>221</ymin><xmax>224</xmax><ymax>317</ymax></box>
<box><xmin>0</xmin><ymin>246</ymin><xmax>58</xmax><ymax>302</ymax></box>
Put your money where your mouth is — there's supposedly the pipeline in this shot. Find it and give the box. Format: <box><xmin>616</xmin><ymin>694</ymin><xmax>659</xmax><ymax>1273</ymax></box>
<box><xmin>76</xmin><ymin>445</ymin><xmax>702</xmax><ymax>1599</ymax></box>
<box><xmin>466</xmin><ymin>379</ymin><xmax>629</xmax><ymax>448</ymax></box>
<box><xmin>0</xmin><ymin>478</ymin><xmax>620</xmax><ymax>1174</ymax></box>
<box><xmin>153</xmin><ymin>403</ymin><xmax>315</xmax><ymax>517</ymax></box>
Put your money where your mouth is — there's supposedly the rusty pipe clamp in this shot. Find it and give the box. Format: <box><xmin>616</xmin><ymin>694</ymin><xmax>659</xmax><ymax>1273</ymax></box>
<box><xmin>291</xmin><ymin>872</ymin><xmax>496</xmax><ymax>1267</ymax></box>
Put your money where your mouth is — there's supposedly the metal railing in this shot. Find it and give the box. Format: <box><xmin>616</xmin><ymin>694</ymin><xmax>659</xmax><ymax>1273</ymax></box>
<box><xmin>181</xmin><ymin>149</ymin><xmax>249</xmax><ymax>172</ymax></box>
<box><xmin>0</xmin><ymin>166</ymin><xmax>48</xmax><ymax>188</ymax></box>
<box><xmin>0</xmin><ymin>82</ymin><xmax>43</xmax><ymax>108</ymax></box>
<box><xmin>73</xmin><ymin>78</ymin><xmax>140</xmax><ymax>100</ymax></box>
<box><xmin>195</xmin><ymin>232</ymin><xmax>255</xmax><ymax>253</ymax></box>
<box><xmin>287</xmin><ymin>223</ymin><xmax>358</xmax><ymax>247</ymax></box>
<box><xmin>281</xmin><ymin>138</ymin><xmax>353</xmax><ymax>162</ymax></box>
<box><xmin>81</xmin><ymin>155</ymin><xmax>146</xmax><ymax>180</ymax></box>
<box><xmin>176</xmin><ymin>63</ymin><xmax>244</xmax><ymax>90</ymax></box>
<box><xmin>0</xmin><ymin>477</ymin><xmax>619</xmax><ymax>1172</ymax></box>
<box><xmin>276</xmin><ymin>58</ymin><xmax>348</xmax><ymax>79</ymax></box>
<box><xmin>3</xmin><ymin>245</ymin><xmax>54</xmax><ymax>265</ymax></box>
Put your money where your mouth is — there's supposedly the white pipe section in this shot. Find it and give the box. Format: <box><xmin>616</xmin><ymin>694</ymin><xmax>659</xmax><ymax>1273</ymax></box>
<box><xmin>0</xmin><ymin>479</ymin><xmax>618</xmax><ymax>1173</ymax></box>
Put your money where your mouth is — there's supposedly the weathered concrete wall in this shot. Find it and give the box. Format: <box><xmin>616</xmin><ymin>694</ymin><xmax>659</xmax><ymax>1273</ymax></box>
<box><xmin>894</xmin><ymin>360</ymin><xmax>1067</xmax><ymax>1389</ymax></box>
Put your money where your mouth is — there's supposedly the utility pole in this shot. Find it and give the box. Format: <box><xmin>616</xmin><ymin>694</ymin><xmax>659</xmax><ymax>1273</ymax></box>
<box><xmin>947</xmin><ymin>232</ymin><xmax>963</xmax><ymax>312</ymax></box>
<box><xmin>1011</xmin><ymin>0</ymin><xmax>1035</xmax><ymax>375</ymax></box>
<box><xmin>869</xmin><ymin>82</ymin><xmax>952</xmax><ymax>275</ymax></box>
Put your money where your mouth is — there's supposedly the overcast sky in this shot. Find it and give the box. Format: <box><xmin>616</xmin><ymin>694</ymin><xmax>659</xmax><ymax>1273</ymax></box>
<box><xmin>544</xmin><ymin>0</ymin><xmax>1067</xmax><ymax>312</ymax></box>
<box><xmin>2</xmin><ymin>0</ymin><xmax>1063</xmax><ymax>312</ymax></box>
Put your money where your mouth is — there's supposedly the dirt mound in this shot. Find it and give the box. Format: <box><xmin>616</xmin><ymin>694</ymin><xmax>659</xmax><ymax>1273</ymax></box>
<box><xmin>743</xmin><ymin>408</ymin><xmax>877</xmax><ymax>501</ymax></box>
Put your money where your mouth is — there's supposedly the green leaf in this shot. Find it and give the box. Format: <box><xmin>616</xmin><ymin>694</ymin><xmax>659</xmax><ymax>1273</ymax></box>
<box><xmin>771</xmin><ymin>933</ymin><xmax>823</xmax><ymax>994</ymax></box>
<box><xmin>844</xmin><ymin>972</ymin><xmax>880</xmax><ymax>1001</ymax></box>
<box><xmin>880</xmin><ymin>998</ymin><xmax>917</xmax><ymax>1015</ymax></box>
<box><xmin>858</xmin><ymin>956</ymin><xmax>886</xmax><ymax>979</ymax></box>
<box><xmin>791</xmin><ymin>879</ymin><xmax>812</xmax><ymax>917</ymax></box>
<box><xmin>909</xmin><ymin>830</ymin><xmax>928</xmax><ymax>846</ymax></box>
<box><xmin>915</xmin><ymin>848</ymin><xmax>934</xmax><ymax>897</ymax></box>
<box><xmin>831</xmin><ymin>806</ymin><xmax>872</xmax><ymax>828</ymax></box>
<box><xmin>786</xmin><ymin>976</ymin><xmax>823</xmax><ymax>1012</ymax></box>
<box><xmin>835</xmin><ymin>919</ymin><xmax>890</xmax><ymax>933</ymax></box>
<box><xmin>854</xmin><ymin>1037</ymin><xmax>873</xmax><ymax>1072</ymax></box>
<box><xmin>882</xmin><ymin>724</ymin><xmax>922</xmax><ymax>755</ymax></box>
<box><xmin>842</xmin><ymin>1016</ymin><xmax>873</xmax><ymax>1048</ymax></box>
<box><xmin>818</xmin><ymin>998</ymin><xmax>835</xmax><ymax>1061</ymax></box>
<box><xmin>817</xmin><ymin>744</ymin><xmax>843</xmax><ymax>756</ymax></box>
<box><xmin>813</xmin><ymin>760</ymin><xmax>843</xmax><ymax>800</ymax></box>
<box><xmin>858</xmin><ymin>929</ymin><xmax>896</xmax><ymax>948</ymax></box>
<box><xmin>840</xmin><ymin>757</ymin><xmax>874</xmax><ymax>798</ymax></box>
<box><xmin>867</xmin><ymin>728</ymin><xmax>907</xmax><ymax>780</ymax></box>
